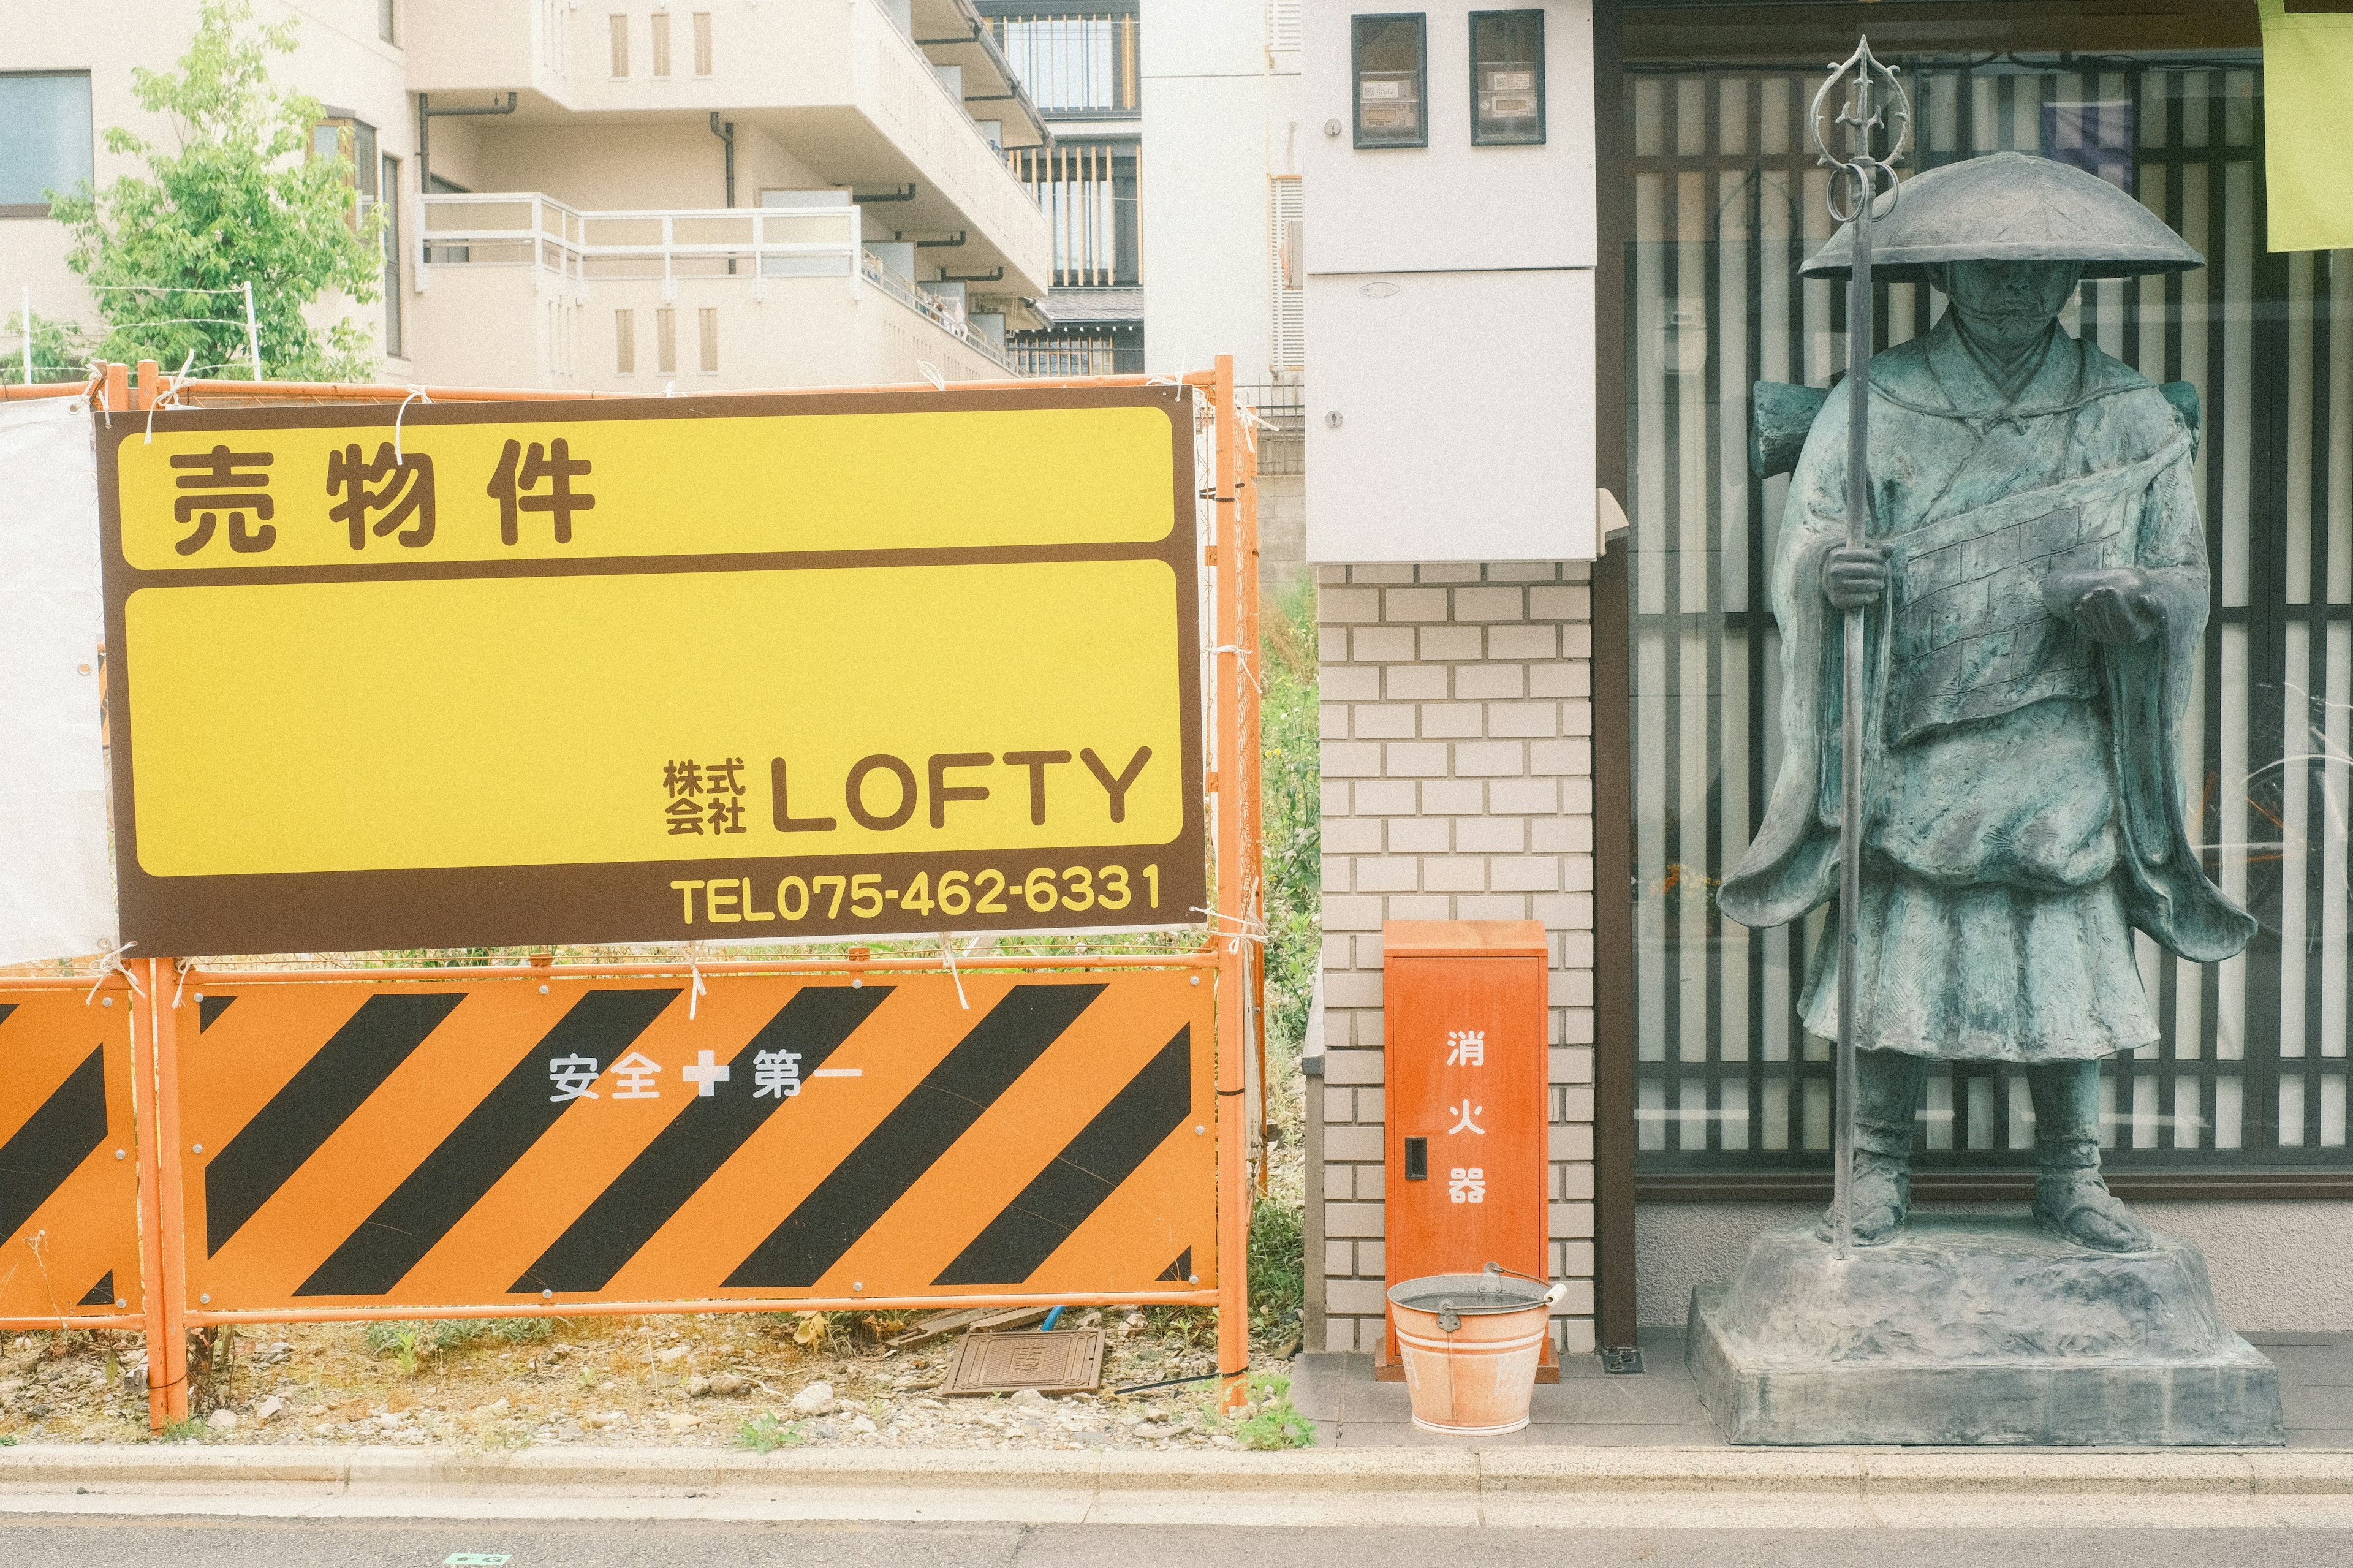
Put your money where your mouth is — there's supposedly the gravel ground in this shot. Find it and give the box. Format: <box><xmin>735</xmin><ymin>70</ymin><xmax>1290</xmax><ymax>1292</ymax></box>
<box><xmin>0</xmin><ymin>1305</ymin><xmax>1286</xmax><ymax>1452</ymax></box>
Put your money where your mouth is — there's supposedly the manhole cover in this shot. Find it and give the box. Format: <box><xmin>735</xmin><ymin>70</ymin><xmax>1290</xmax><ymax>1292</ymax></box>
<box><xmin>941</xmin><ymin>1328</ymin><xmax>1105</xmax><ymax>1395</ymax></box>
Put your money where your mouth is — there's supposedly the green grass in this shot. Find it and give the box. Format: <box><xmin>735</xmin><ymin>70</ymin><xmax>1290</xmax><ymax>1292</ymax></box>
<box><xmin>734</xmin><ymin>1413</ymin><xmax>807</xmax><ymax>1453</ymax></box>
<box><xmin>361</xmin><ymin>1316</ymin><xmax>556</xmax><ymax>1371</ymax></box>
<box><xmin>1216</xmin><ymin>1371</ymin><xmax>1315</xmax><ymax>1450</ymax></box>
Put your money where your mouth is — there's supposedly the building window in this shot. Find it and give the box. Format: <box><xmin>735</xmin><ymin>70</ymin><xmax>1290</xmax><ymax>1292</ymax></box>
<box><xmin>380</xmin><ymin>154</ymin><xmax>403</xmax><ymax>357</ymax></box>
<box><xmin>1270</xmin><ymin>176</ymin><xmax>1303</xmax><ymax>371</ymax></box>
<box><xmin>311</xmin><ymin>116</ymin><xmax>379</xmax><ymax>228</ymax></box>
<box><xmin>698</xmin><ymin>306</ymin><xmax>718</xmax><ymax>373</ymax></box>
<box><xmin>0</xmin><ymin>72</ymin><xmax>93</xmax><ymax>216</ymax></box>
<box><xmin>609</xmin><ymin>14</ymin><xmax>629</xmax><ymax>77</ymax></box>
<box><xmin>615</xmin><ymin>308</ymin><xmax>635</xmax><ymax>374</ymax></box>
<box><xmin>982</xmin><ymin>6</ymin><xmax>1140</xmax><ymax>118</ymax></box>
<box><xmin>656</xmin><ymin>306</ymin><xmax>676</xmax><ymax>374</ymax></box>
<box><xmin>379</xmin><ymin>0</ymin><xmax>396</xmax><ymax>45</ymax></box>
<box><xmin>1006</xmin><ymin>140</ymin><xmax>1140</xmax><ymax>287</ymax></box>
<box><xmin>1351</xmin><ymin>14</ymin><xmax>1427</xmax><ymax>149</ymax></box>
<box><xmin>693</xmin><ymin>12</ymin><xmax>714</xmax><ymax>77</ymax></box>
<box><xmin>651</xmin><ymin>11</ymin><xmax>672</xmax><ymax>79</ymax></box>
<box><xmin>1626</xmin><ymin>56</ymin><xmax>2353</xmax><ymax>1181</ymax></box>
<box><xmin>1469</xmin><ymin>10</ymin><xmax>1543</xmax><ymax>145</ymax></box>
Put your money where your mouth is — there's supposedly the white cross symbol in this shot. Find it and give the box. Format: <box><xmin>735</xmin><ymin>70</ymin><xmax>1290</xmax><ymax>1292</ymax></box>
<box><xmin>681</xmin><ymin>1050</ymin><xmax>731</xmax><ymax>1097</ymax></box>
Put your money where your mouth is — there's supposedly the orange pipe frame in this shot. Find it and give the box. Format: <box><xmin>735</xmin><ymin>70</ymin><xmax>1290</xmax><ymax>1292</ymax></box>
<box><xmin>53</xmin><ymin>362</ymin><xmax>1264</xmax><ymax>1431</ymax></box>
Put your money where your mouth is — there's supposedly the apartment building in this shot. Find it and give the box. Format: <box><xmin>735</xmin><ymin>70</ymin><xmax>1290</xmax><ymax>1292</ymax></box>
<box><xmin>976</xmin><ymin>2</ymin><xmax>1144</xmax><ymax>376</ymax></box>
<box><xmin>1131</xmin><ymin>0</ymin><xmax>1305</xmax><ymax>583</ymax></box>
<box><xmin>1</xmin><ymin>0</ymin><xmax>1053</xmax><ymax>390</ymax></box>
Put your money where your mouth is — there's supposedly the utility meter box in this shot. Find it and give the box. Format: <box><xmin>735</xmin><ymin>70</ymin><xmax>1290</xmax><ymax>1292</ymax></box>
<box><xmin>1378</xmin><ymin>919</ymin><xmax>1553</xmax><ymax>1377</ymax></box>
<box><xmin>1302</xmin><ymin>1</ymin><xmax>1600</xmax><ymax>564</ymax></box>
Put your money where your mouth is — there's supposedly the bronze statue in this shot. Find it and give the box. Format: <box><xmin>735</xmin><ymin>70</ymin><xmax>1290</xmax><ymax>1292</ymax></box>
<box><xmin>1721</xmin><ymin>150</ymin><xmax>2256</xmax><ymax>1252</ymax></box>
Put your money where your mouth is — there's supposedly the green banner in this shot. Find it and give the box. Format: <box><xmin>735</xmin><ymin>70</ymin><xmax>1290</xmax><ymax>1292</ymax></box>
<box><xmin>2262</xmin><ymin>0</ymin><xmax>2353</xmax><ymax>252</ymax></box>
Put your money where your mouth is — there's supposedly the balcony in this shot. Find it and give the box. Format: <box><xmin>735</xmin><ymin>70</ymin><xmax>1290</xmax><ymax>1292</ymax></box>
<box><xmin>409</xmin><ymin>193</ymin><xmax>1021</xmax><ymax>390</ymax></box>
<box><xmin>403</xmin><ymin>0</ymin><xmax>1053</xmax><ymax>297</ymax></box>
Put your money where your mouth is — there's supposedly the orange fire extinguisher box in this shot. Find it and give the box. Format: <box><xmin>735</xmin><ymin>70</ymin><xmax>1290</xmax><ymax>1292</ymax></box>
<box><xmin>1377</xmin><ymin>919</ymin><xmax>1552</xmax><ymax>1377</ymax></box>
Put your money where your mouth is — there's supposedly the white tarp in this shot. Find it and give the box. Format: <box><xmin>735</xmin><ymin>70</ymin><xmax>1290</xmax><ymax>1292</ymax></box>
<box><xmin>0</xmin><ymin>396</ymin><xmax>116</xmax><ymax>964</ymax></box>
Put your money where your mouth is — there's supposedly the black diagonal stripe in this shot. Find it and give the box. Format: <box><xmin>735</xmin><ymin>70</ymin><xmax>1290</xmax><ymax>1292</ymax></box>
<box><xmin>724</xmin><ymin>983</ymin><xmax>1105</xmax><ymax>1289</ymax></box>
<box><xmin>0</xmin><ymin>1047</ymin><xmax>106</xmax><ymax>1242</ymax></box>
<box><xmin>513</xmin><ymin>985</ymin><xmax>895</xmax><ymax>1295</ymax></box>
<box><xmin>295</xmin><ymin>988</ymin><xmax>679</xmax><ymax>1298</ymax></box>
<box><xmin>1157</xmin><ymin>1246</ymin><xmax>1192</xmax><ymax>1283</ymax></box>
<box><xmin>933</xmin><ymin>1026</ymin><xmax>1194</xmax><ymax>1286</ymax></box>
<box><xmin>199</xmin><ymin>994</ymin><xmax>235</xmax><ymax>1032</ymax></box>
<box><xmin>205</xmin><ymin>993</ymin><xmax>466</xmax><ymax>1257</ymax></box>
<box><xmin>0</xmin><ymin>1003</ymin><xmax>18</xmax><ymax>1028</ymax></box>
<box><xmin>78</xmin><ymin>1270</ymin><xmax>115</xmax><ymax>1308</ymax></box>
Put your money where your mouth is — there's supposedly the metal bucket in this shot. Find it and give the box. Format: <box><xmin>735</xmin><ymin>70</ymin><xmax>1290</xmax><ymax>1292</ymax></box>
<box><xmin>1385</xmin><ymin>1263</ymin><xmax>1568</xmax><ymax>1437</ymax></box>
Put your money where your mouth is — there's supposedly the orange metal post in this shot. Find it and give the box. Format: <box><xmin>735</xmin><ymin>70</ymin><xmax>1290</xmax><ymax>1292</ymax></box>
<box><xmin>1212</xmin><ymin>354</ymin><xmax>1252</xmax><ymax>1409</ymax></box>
<box><xmin>1239</xmin><ymin>381</ymin><xmax>1268</xmax><ymax>1195</ymax></box>
<box><xmin>132</xmin><ymin>360</ymin><xmax>157</xmax><ymax>412</ymax></box>
<box><xmin>144</xmin><ymin>958</ymin><xmax>190</xmax><ymax>1426</ymax></box>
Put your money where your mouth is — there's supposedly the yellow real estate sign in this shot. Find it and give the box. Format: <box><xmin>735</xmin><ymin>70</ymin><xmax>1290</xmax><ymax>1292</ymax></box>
<box><xmin>100</xmin><ymin>388</ymin><xmax>1204</xmax><ymax>955</ymax></box>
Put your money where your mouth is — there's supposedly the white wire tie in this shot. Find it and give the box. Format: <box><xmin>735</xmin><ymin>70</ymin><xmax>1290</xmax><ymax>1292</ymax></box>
<box><xmin>392</xmin><ymin>386</ymin><xmax>431</xmax><ymax>461</ymax></box>
<box><xmin>939</xmin><ymin>934</ymin><xmax>969</xmax><ymax>1011</ymax></box>
<box><xmin>916</xmin><ymin>360</ymin><xmax>947</xmax><ymax>391</ymax></box>
<box><xmin>171</xmin><ymin>958</ymin><xmax>195</xmax><ymax>1011</ymax></box>
<box><xmin>140</xmin><ymin>351</ymin><xmax>197</xmax><ymax>445</ymax></box>
<box><xmin>1188</xmin><ymin>907</ymin><xmax>1268</xmax><ymax>952</ymax></box>
<box><xmin>1211</xmin><ymin>645</ymin><xmax>1264</xmax><ymax>694</ymax></box>
<box><xmin>83</xmin><ymin>942</ymin><xmax>142</xmax><ymax>1006</ymax></box>
<box><xmin>680</xmin><ymin>944</ymin><xmax>709</xmax><ymax>1020</ymax></box>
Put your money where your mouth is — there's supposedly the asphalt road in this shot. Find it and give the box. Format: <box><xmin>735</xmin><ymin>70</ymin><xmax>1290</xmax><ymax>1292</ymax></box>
<box><xmin>6</xmin><ymin>1517</ymin><xmax>2353</xmax><ymax>1568</ymax></box>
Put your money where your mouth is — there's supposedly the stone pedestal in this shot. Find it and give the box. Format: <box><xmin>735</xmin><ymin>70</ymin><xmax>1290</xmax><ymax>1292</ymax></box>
<box><xmin>1688</xmin><ymin>1216</ymin><xmax>2284</xmax><ymax>1446</ymax></box>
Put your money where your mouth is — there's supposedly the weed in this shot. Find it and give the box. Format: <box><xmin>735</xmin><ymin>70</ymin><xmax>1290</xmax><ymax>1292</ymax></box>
<box><xmin>0</xmin><ymin>1434</ymin><xmax>15</xmax><ymax>1447</ymax></box>
<box><xmin>735</xmin><ymin>1412</ymin><xmax>806</xmax><ymax>1453</ymax></box>
<box><xmin>156</xmin><ymin>1416</ymin><xmax>210</xmax><ymax>1442</ymax></box>
<box><xmin>1248</xmin><ymin>1192</ymin><xmax>1306</xmax><ymax>1336</ymax></box>
<box><xmin>1216</xmin><ymin>1371</ymin><xmax>1314</xmax><ymax>1450</ymax></box>
<box><xmin>362</xmin><ymin>1317</ymin><xmax>556</xmax><ymax>1371</ymax></box>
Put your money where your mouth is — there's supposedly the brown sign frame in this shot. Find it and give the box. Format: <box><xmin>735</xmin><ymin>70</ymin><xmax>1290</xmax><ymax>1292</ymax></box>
<box><xmin>94</xmin><ymin>387</ymin><xmax>1205</xmax><ymax>955</ymax></box>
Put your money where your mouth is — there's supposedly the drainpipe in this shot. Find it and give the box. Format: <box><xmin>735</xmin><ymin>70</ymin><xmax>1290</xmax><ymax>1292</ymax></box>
<box><xmin>416</xmin><ymin>91</ymin><xmax>520</xmax><ymax>197</ymax></box>
<box><xmin>709</xmin><ymin>115</ymin><xmax>737</xmax><ymax>274</ymax></box>
<box><xmin>708</xmin><ymin>113</ymin><xmax>736</xmax><ymax>208</ymax></box>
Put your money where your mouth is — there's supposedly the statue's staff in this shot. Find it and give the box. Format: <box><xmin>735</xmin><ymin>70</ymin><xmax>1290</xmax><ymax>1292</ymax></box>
<box><xmin>1808</xmin><ymin>39</ymin><xmax>1908</xmax><ymax>1261</ymax></box>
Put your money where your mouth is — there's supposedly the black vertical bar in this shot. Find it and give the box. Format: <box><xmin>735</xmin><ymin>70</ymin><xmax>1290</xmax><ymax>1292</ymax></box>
<box><xmin>1713</xmin><ymin>67</ymin><xmax>1732</xmax><ymax>1149</ymax></box>
<box><xmin>1591</xmin><ymin>0</ymin><xmax>1639</xmax><ymax>1353</ymax></box>
<box><xmin>2244</xmin><ymin>71</ymin><xmax>2289</xmax><ymax>1163</ymax></box>
<box><xmin>2305</xmin><ymin>246</ymin><xmax>2333</xmax><ymax>1154</ymax></box>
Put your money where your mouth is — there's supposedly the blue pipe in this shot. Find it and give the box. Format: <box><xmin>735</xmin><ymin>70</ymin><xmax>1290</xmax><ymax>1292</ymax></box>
<box><xmin>1041</xmin><ymin>1306</ymin><xmax>1064</xmax><ymax>1331</ymax></box>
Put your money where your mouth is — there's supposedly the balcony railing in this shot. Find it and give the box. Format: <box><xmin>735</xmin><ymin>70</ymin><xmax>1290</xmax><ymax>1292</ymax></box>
<box><xmin>985</xmin><ymin>12</ymin><xmax>1140</xmax><ymax>117</ymax></box>
<box><xmin>416</xmin><ymin>192</ymin><xmax>1016</xmax><ymax>373</ymax></box>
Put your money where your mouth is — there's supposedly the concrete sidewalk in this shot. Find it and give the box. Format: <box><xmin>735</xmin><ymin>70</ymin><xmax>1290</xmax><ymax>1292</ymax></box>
<box><xmin>4</xmin><ymin>1441</ymin><xmax>2353</xmax><ymax>1530</ymax></box>
<box><xmin>1290</xmin><ymin>1327</ymin><xmax>2353</xmax><ymax>1449</ymax></box>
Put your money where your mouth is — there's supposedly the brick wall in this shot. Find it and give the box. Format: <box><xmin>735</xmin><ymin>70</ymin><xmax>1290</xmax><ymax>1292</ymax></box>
<box><xmin>1314</xmin><ymin>562</ymin><xmax>1599</xmax><ymax>1355</ymax></box>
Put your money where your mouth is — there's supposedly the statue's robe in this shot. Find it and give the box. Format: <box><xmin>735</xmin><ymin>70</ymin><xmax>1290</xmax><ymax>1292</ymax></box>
<box><xmin>1719</xmin><ymin>314</ymin><xmax>2254</xmax><ymax>1062</ymax></box>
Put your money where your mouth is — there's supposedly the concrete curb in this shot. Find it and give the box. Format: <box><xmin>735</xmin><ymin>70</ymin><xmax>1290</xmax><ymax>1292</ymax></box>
<box><xmin>3</xmin><ymin>1443</ymin><xmax>2351</xmax><ymax>1499</ymax></box>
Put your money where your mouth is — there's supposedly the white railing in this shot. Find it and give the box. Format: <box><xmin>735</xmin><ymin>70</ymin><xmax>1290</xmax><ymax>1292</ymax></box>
<box><xmin>415</xmin><ymin>192</ymin><xmax>1017</xmax><ymax>373</ymax></box>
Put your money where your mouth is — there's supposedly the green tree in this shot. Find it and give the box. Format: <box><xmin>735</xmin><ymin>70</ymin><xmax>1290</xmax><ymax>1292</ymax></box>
<box><xmin>4</xmin><ymin>309</ymin><xmax>89</xmax><ymax>384</ymax></box>
<box><xmin>48</xmin><ymin>0</ymin><xmax>384</xmax><ymax>382</ymax></box>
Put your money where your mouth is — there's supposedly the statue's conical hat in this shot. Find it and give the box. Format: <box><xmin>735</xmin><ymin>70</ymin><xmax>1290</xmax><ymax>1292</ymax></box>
<box><xmin>1802</xmin><ymin>151</ymin><xmax>2204</xmax><ymax>282</ymax></box>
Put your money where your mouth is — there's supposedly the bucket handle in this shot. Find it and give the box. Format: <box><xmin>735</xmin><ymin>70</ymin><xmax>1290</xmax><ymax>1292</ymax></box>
<box><xmin>1481</xmin><ymin>1260</ymin><xmax>1567</xmax><ymax>1304</ymax></box>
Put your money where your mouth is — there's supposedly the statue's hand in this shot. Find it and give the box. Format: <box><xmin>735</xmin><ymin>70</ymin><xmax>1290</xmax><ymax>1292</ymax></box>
<box><xmin>1823</xmin><ymin>543</ymin><xmax>1890</xmax><ymax>610</ymax></box>
<box><xmin>2044</xmin><ymin>566</ymin><xmax>2162</xmax><ymax>644</ymax></box>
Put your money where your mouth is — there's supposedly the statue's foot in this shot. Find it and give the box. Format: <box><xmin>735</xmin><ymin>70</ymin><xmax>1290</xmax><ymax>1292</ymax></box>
<box><xmin>2034</xmin><ymin>1168</ymin><xmax>2155</xmax><ymax>1253</ymax></box>
<box><xmin>1817</xmin><ymin>1151</ymin><xmax>1909</xmax><ymax>1246</ymax></box>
